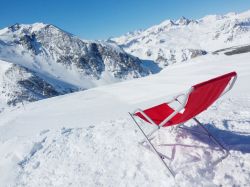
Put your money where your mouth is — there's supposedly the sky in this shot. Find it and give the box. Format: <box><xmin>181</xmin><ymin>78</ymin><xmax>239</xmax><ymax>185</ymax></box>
<box><xmin>0</xmin><ymin>0</ymin><xmax>249</xmax><ymax>40</ymax></box>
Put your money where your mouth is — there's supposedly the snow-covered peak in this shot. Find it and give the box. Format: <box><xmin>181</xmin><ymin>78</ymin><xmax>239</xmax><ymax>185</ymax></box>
<box><xmin>237</xmin><ymin>9</ymin><xmax>250</xmax><ymax>19</ymax></box>
<box><xmin>158</xmin><ymin>19</ymin><xmax>174</xmax><ymax>27</ymax></box>
<box><xmin>200</xmin><ymin>9</ymin><xmax>250</xmax><ymax>22</ymax></box>
<box><xmin>7</xmin><ymin>22</ymin><xmax>50</xmax><ymax>33</ymax></box>
<box><xmin>3</xmin><ymin>23</ymin><xmax>76</xmax><ymax>42</ymax></box>
<box><xmin>29</xmin><ymin>22</ymin><xmax>48</xmax><ymax>31</ymax></box>
<box><xmin>224</xmin><ymin>12</ymin><xmax>237</xmax><ymax>17</ymax></box>
<box><xmin>125</xmin><ymin>29</ymin><xmax>144</xmax><ymax>37</ymax></box>
<box><xmin>111</xmin><ymin>9</ymin><xmax>250</xmax><ymax>67</ymax></box>
<box><xmin>199</xmin><ymin>14</ymin><xmax>224</xmax><ymax>23</ymax></box>
<box><xmin>175</xmin><ymin>16</ymin><xmax>191</xmax><ymax>25</ymax></box>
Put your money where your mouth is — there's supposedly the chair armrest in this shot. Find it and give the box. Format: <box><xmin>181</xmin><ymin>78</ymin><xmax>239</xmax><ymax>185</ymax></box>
<box><xmin>167</xmin><ymin>87</ymin><xmax>194</xmax><ymax>105</ymax></box>
<box><xmin>166</xmin><ymin>93</ymin><xmax>186</xmax><ymax>104</ymax></box>
<box><xmin>220</xmin><ymin>74</ymin><xmax>237</xmax><ymax>97</ymax></box>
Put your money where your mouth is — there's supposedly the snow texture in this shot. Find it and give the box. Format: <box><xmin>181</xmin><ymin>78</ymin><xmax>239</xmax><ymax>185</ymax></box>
<box><xmin>0</xmin><ymin>51</ymin><xmax>250</xmax><ymax>186</ymax></box>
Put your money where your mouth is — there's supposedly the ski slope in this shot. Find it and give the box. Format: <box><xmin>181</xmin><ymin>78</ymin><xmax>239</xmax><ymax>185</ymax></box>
<box><xmin>0</xmin><ymin>52</ymin><xmax>250</xmax><ymax>186</ymax></box>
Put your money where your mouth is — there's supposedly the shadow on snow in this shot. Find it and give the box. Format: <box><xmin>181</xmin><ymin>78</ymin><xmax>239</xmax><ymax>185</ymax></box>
<box><xmin>180</xmin><ymin>121</ymin><xmax>250</xmax><ymax>153</ymax></box>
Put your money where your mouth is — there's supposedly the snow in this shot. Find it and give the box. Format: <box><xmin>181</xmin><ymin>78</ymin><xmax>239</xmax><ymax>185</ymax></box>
<box><xmin>0</xmin><ymin>51</ymin><xmax>250</xmax><ymax>186</ymax></box>
<box><xmin>0</xmin><ymin>60</ymin><xmax>12</xmax><ymax>75</ymax></box>
<box><xmin>30</xmin><ymin>23</ymin><xmax>48</xmax><ymax>32</ymax></box>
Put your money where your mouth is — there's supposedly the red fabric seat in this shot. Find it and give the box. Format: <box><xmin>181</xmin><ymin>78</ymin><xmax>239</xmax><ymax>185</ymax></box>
<box><xmin>135</xmin><ymin>72</ymin><xmax>237</xmax><ymax>127</ymax></box>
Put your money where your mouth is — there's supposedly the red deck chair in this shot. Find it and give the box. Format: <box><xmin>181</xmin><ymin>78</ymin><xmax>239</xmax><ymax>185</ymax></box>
<box><xmin>129</xmin><ymin>72</ymin><xmax>237</xmax><ymax>177</ymax></box>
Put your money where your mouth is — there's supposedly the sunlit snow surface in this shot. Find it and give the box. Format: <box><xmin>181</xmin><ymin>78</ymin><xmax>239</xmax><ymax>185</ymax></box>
<box><xmin>0</xmin><ymin>53</ymin><xmax>250</xmax><ymax>186</ymax></box>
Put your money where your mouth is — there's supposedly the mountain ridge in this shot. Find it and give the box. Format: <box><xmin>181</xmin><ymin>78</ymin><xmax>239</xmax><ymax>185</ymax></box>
<box><xmin>111</xmin><ymin>9</ymin><xmax>250</xmax><ymax>67</ymax></box>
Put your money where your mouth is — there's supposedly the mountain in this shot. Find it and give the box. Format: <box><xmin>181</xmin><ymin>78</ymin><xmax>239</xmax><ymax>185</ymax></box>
<box><xmin>111</xmin><ymin>10</ymin><xmax>250</xmax><ymax>67</ymax></box>
<box><xmin>0</xmin><ymin>23</ymin><xmax>152</xmax><ymax>107</ymax></box>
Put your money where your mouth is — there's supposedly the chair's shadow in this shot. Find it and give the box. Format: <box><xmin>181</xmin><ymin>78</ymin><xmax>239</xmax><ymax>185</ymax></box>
<box><xmin>140</xmin><ymin>120</ymin><xmax>250</xmax><ymax>173</ymax></box>
<box><xmin>155</xmin><ymin>120</ymin><xmax>250</xmax><ymax>164</ymax></box>
<box><xmin>184</xmin><ymin>121</ymin><xmax>250</xmax><ymax>153</ymax></box>
<box><xmin>143</xmin><ymin>120</ymin><xmax>250</xmax><ymax>174</ymax></box>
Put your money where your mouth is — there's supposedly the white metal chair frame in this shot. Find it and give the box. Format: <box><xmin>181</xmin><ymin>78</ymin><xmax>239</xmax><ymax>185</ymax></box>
<box><xmin>129</xmin><ymin>75</ymin><xmax>237</xmax><ymax>177</ymax></box>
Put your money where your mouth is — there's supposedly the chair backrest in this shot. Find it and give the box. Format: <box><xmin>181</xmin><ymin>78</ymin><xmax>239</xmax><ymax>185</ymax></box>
<box><xmin>135</xmin><ymin>72</ymin><xmax>237</xmax><ymax>127</ymax></box>
<box><xmin>171</xmin><ymin>71</ymin><xmax>237</xmax><ymax>125</ymax></box>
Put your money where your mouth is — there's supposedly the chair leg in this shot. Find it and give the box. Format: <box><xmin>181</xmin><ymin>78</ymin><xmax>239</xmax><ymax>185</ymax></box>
<box><xmin>129</xmin><ymin>113</ymin><xmax>176</xmax><ymax>178</ymax></box>
<box><xmin>193</xmin><ymin>117</ymin><xmax>229</xmax><ymax>154</ymax></box>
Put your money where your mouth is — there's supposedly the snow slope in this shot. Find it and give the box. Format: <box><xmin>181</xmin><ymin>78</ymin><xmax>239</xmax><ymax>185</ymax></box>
<box><xmin>0</xmin><ymin>51</ymin><xmax>250</xmax><ymax>186</ymax></box>
<box><xmin>111</xmin><ymin>10</ymin><xmax>250</xmax><ymax>67</ymax></box>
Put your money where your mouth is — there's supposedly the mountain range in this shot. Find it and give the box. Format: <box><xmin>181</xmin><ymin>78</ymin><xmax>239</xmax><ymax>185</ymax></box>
<box><xmin>0</xmin><ymin>10</ymin><xmax>250</xmax><ymax>108</ymax></box>
<box><xmin>111</xmin><ymin>10</ymin><xmax>250</xmax><ymax>67</ymax></box>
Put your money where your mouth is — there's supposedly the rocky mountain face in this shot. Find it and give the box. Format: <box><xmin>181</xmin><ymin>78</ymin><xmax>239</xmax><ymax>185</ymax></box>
<box><xmin>0</xmin><ymin>60</ymin><xmax>64</xmax><ymax>109</ymax></box>
<box><xmin>111</xmin><ymin>10</ymin><xmax>250</xmax><ymax>67</ymax></box>
<box><xmin>0</xmin><ymin>23</ymin><xmax>152</xmax><ymax>107</ymax></box>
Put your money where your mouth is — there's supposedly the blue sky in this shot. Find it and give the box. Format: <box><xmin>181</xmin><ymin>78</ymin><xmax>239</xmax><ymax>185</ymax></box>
<box><xmin>0</xmin><ymin>0</ymin><xmax>249</xmax><ymax>39</ymax></box>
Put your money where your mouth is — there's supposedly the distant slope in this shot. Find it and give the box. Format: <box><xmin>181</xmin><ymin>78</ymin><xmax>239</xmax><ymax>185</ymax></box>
<box><xmin>213</xmin><ymin>44</ymin><xmax>250</xmax><ymax>55</ymax></box>
<box><xmin>111</xmin><ymin>10</ymin><xmax>250</xmax><ymax>67</ymax></box>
